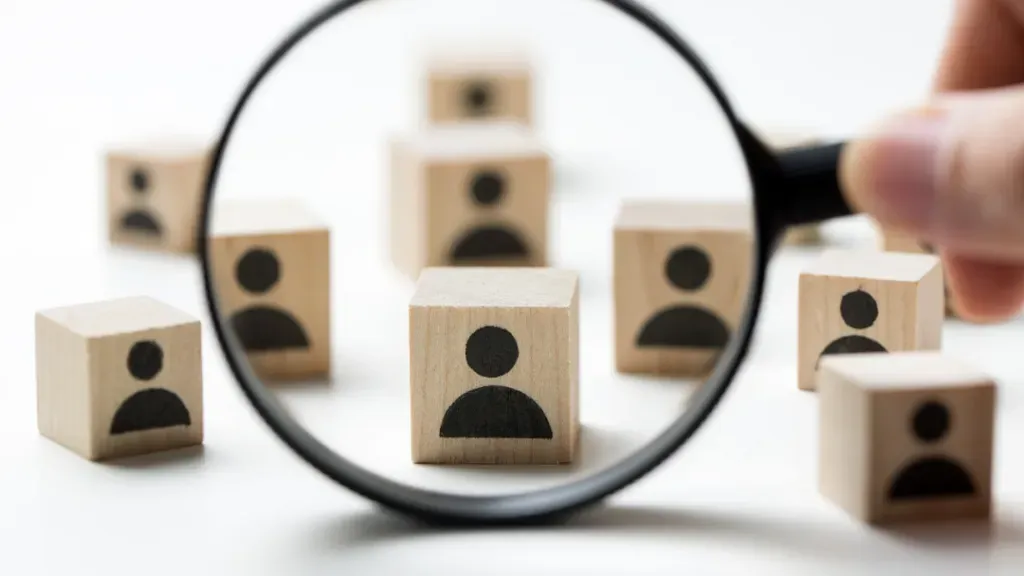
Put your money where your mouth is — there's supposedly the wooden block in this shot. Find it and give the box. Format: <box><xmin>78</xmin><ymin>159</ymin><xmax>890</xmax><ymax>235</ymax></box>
<box><xmin>797</xmin><ymin>249</ymin><xmax>944</xmax><ymax>391</ymax></box>
<box><xmin>783</xmin><ymin>224</ymin><xmax>824</xmax><ymax>246</ymax></box>
<box><xmin>389</xmin><ymin>123</ymin><xmax>550</xmax><ymax>278</ymax></box>
<box><xmin>425</xmin><ymin>49</ymin><xmax>532</xmax><ymax>126</ymax></box>
<box><xmin>613</xmin><ymin>201</ymin><xmax>753</xmax><ymax>377</ymax></box>
<box><xmin>209</xmin><ymin>198</ymin><xmax>331</xmax><ymax>381</ymax></box>
<box><xmin>35</xmin><ymin>296</ymin><xmax>203</xmax><ymax>461</ymax></box>
<box><xmin>409</xmin><ymin>267</ymin><xmax>579</xmax><ymax>465</ymax></box>
<box><xmin>879</xmin><ymin>227</ymin><xmax>957</xmax><ymax>317</ymax></box>
<box><xmin>818</xmin><ymin>351</ymin><xmax>995</xmax><ymax>525</ymax></box>
<box><xmin>106</xmin><ymin>139</ymin><xmax>211</xmax><ymax>253</ymax></box>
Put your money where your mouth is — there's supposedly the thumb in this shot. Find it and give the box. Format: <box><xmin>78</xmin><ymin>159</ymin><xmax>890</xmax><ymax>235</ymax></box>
<box><xmin>840</xmin><ymin>87</ymin><xmax>1024</xmax><ymax>262</ymax></box>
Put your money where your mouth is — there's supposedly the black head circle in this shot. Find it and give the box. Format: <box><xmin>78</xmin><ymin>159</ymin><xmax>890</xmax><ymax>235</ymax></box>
<box><xmin>127</xmin><ymin>340</ymin><xmax>163</xmax><ymax>381</ymax></box>
<box><xmin>470</xmin><ymin>170</ymin><xmax>505</xmax><ymax>207</ymax></box>
<box><xmin>236</xmin><ymin>247</ymin><xmax>281</xmax><ymax>294</ymax></box>
<box><xmin>130</xmin><ymin>167</ymin><xmax>150</xmax><ymax>195</ymax></box>
<box><xmin>465</xmin><ymin>326</ymin><xmax>519</xmax><ymax>378</ymax></box>
<box><xmin>463</xmin><ymin>79</ymin><xmax>493</xmax><ymax>115</ymax></box>
<box><xmin>840</xmin><ymin>289</ymin><xmax>878</xmax><ymax>329</ymax></box>
<box><xmin>665</xmin><ymin>245</ymin><xmax>711</xmax><ymax>291</ymax></box>
<box><xmin>911</xmin><ymin>400</ymin><xmax>950</xmax><ymax>443</ymax></box>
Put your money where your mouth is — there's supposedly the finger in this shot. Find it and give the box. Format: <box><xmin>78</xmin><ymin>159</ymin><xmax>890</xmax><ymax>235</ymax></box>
<box><xmin>839</xmin><ymin>85</ymin><xmax>1024</xmax><ymax>261</ymax></box>
<box><xmin>933</xmin><ymin>0</ymin><xmax>1024</xmax><ymax>90</ymax></box>
<box><xmin>943</xmin><ymin>249</ymin><xmax>1024</xmax><ymax>321</ymax></box>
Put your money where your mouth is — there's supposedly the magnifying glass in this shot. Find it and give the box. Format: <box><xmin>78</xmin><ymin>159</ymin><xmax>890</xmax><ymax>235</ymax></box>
<box><xmin>198</xmin><ymin>0</ymin><xmax>855</xmax><ymax>526</ymax></box>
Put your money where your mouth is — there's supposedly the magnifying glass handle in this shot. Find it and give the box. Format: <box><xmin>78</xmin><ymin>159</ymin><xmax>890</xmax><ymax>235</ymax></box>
<box><xmin>774</xmin><ymin>141</ymin><xmax>855</xmax><ymax>227</ymax></box>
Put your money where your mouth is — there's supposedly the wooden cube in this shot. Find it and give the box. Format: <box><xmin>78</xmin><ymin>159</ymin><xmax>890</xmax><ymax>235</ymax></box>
<box><xmin>425</xmin><ymin>50</ymin><xmax>532</xmax><ymax>126</ymax></box>
<box><xmin>818</xmin><ymin>351</ymin><xmax>995</xmax><ymax>525</ymax></box>
<box><xmin>797</xmin><ymin>249</ymin><xmax>944</xmax><ymax>391</ymax></box>
<box><xmin>409</xmin><ymin>267</ymin><xmax>579</xmax><ymax>465</ymax></box>
<box><xmin>614</xmin><ymin>201</ymin><xmax>753</xmax><ymax>377</ymax></box>
<box><xmin>35</xmin><ymin>296</ymin><xmax>203</xmax><ymax>461</ymax></box>
<box><xmin>209</xmin><ymin>199</ymin><xmax>331</xmax><ymax>381</ymax></box>
<box><xmin>389</xmin><ymin>123</ymin><xmax>550</xmax><ymax>278</ymax></box>
<box><xmin>106</xmin><ymin>140</ymin><xmax>210</xmax><ymax>253</ymax></box>
<box><xmin>879</xmin><ymin>226</ymin><xmax>956</xmax><ymax>317</ymax></box>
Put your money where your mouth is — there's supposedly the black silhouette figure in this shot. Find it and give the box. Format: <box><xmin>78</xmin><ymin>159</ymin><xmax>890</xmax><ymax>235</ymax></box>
<box><xmin>448</xmin><ymin>169</ymin><xmax>530</xmax><ymax>263</ymax></box>
<box><xmin>228</xmin><ymin>247</ymin><xmax>310</xmax><ymax>352</ymax></box>
<box><xmin>888</xmin><ymin>400</ymin><xmax>977</xmax><ymax>501</ymax></box>
<box><xmin>110</xmin><ymin>340</ymin><xmax>191</xmax><ymax>435</ymax></box>
<box><xmin>119</xmin><ymin>166</ymin><xmax>163</xmax><ymax>237</ymax></box>
<box><xmin>462</xmin><ymin>79</ymin><xmax>495</xmax><ymax>117</ymax></box>
<box><xmin>635</xmin><ymin>245</ymin><xmax>730</xmax><ymax>349</ymax></box>
<box><xmin>816</xmin><ymin>289</ymin><xmax>888</xmax><ymax>368</ymax></box>
<box><xmin>440</xmin><ymin>325</ymin><xmax>553</xmax><ymax>439</ymax></box>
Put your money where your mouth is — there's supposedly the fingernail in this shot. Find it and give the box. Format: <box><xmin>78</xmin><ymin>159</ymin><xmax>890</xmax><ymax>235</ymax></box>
<box><xmin>845</xmin><ymin>107</ymin><xmax>949</xmax><ymax>229</ymax></box>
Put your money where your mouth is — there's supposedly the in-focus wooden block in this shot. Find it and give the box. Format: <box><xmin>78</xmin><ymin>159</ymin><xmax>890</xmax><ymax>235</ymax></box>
<box><xmin>35</xmin><ymin>296</ymin><xmax>203</xmax><ymax>461</ymax></box>
<box><xmin>409</xmin><ymin>267</ymin><xmax>579</xmax><ymax>465</ymax></box>
<box><xmin>425</xmin><ymin>50</ymin><xmax>532</xmax><ymax>126</ymax></box>
<box><xmin>818</xmin><ymin>351</ymin><xmax>995</xmax><ymax>525</ymax></box>
<box><xmin>879</xmin><ymin>227</ymin><xmax>956</xmax><ymax>317</ymax></box>
<box><xmin>798</xmin><ymin>249</ymin><xmax>944</xmax><ymax>391</ymax></box>
<box><xmin>614</xmin><ymin>201</ymin><xmax>753</xmax><ymax>377</ymax></box>
<box><xmin>106</xmin><ymin>140</ymin><xmax>210</xmax><ymax>253</ymax></box>
<box><xmin>389</xmin><ymin>123</ymin><xmax>550</xmax><ymax>278</ymax></box>
<box><xmin>209</xmin><ymin>199</ymin><xmax>331</xmax><ymax>381</ymax></box>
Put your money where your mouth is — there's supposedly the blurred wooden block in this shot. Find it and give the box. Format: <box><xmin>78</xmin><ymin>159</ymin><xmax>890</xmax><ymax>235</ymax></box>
<box><xmin>613</xmin><ymin>201</ymin><xmax>753</xmax><ymax>377</ymax></box>
<box><xmin>879</xmin><ymin>226</ymin><xmax>957</xmax><ymax>318</ymax></box>
<box><xmin>35</xmin><ymin>296</ymin><xmax>203</xmax><ymax>461</ymax></box>
<box><xmin>106</xmin><ymin>139</ymin><xmax>210</xmax><ymax>253</ymax></box>
<box><xmin>818</xmin><ymin>351</ymin><xmax>995</xmax><ymax>525</ymax></box>
<box><xmin>209</xmin><ymin>199</ymin><xmax>331</xmax><ymax>382</ymax></box>
<box><xmin>389</xmin><ymin>122</ymin><xmax>550</xmax><ymax>278</ymax></box>
<box><xmin>409</xmin><ymin>267</ymin><xmax>579</xmax><ymax>465</ymax></box>
<box><xmin>425</xmin><ymin>49</ymin><xmax>532</xmax><ymax>126</ymax></box>
<box><xmin>798</xmin><ymin>249</ymin><xmax>944</xmax><ymax>391</ymax></box>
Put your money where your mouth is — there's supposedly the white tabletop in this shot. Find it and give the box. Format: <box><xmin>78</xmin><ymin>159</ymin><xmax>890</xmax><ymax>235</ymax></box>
<box><xmin>5</xmin><ymin>0</ymin><xmax>1024</xmax><ymax>574</ymax></box>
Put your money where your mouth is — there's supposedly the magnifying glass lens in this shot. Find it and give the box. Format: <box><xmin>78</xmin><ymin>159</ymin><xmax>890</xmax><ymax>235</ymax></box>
<box><xmin>205</xmin><ymin>0</ymin><xmax>756</xmax><ymax>505</ymax></box>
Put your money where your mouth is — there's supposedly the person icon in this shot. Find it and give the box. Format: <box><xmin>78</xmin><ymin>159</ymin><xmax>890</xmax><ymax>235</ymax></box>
<box><xmin>887</xmin><ymin>400</ymin><xmax>977</xmax><ymax>501</ymax></box>
<box><xmin>635</xmin><ymin>245</ymin><xmax>730</xmax><ymax>350</ymax></box>
<box><xmin>228</xmin><ymin>247</ymin><xmax>311</xmax><ymax>352</ymax></box>
<box><xmin>109</xmin><ymin>340</ymin><xmax>192</xmax><ymax>435</ymax></box>
<box><xmin>118</xmin><ymin>166</ymin><xmax>163</xmax><ymax>237</ymax></box>
<box><xmin>448</xmin><ymin>169</ymin><xmax>532</xmax><ymax>264</ymax></box>
<box><xmin>462</xmin><ymin>79</ymin><xmax>495</xmax><ymax>117</ymax></box>
<box><xmin>439</xmin><ymin>325</ymin><xmax>553</xmax><ymax>439</ymax></box>
<box><xmin>816</xmin><ymin>289</ymin><xmax>888</xmax><ymax>368</ymax></box>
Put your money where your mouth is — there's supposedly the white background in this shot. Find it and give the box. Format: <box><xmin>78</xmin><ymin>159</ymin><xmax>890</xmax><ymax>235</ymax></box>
<box><xmin>4</xmin><ymin>0</ymin><xmax>1024</xmax><ymax>574</ymax></box>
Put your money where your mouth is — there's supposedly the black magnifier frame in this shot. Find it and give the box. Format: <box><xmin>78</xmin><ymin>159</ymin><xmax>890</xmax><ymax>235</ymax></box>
<box><xmin>197</xmin><ymin>0</ymin><xmax>855</xmax><ymax>527</ymax></box>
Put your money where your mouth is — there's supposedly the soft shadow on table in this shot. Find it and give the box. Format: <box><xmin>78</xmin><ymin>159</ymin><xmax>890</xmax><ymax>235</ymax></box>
<box><xmin>297</xmin><ymin>502</ymin><xmax>1024</xmax><ymax>560</ymax></box>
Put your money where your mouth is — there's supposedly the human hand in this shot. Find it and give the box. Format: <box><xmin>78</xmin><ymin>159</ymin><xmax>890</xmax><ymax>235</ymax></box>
<box><xmin>839</xmin><ymin>0</ymin><xmax>1024</xmax><ymax>322</ymax></box>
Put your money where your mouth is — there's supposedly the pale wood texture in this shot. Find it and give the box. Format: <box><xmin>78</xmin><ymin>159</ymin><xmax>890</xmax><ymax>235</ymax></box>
<box><xmin>209</xmin><ymin>199</ymin><xmax>331</xmax><ymax>382</ymax></box>
<box><xmin>758</xmin><ymin>128</ymin><xmax>825</xmax><ymax>246</ymax></box>
<box><xmin>425</xmin><ymin>50</ymin><xmax>532</xmax><ymax>126</ymax></box>
<box><xmin>613</xmin><ymin>201</ymin><xmax>753</xmax><ymax>378</ymax></box>
<box><xmin>35</xmin><ymin>296</ymin><xmax>203</xmax><ymax>461</ymax></box>
<box><xmin>878</xmin><ymin>225</ymin><xmax>957</xmax><ymax>317</ymax></box>
<box><xmin>409</xmin><ymin>268</ymin><xmax>579</xmax><ymax>465</ymax></box>
<box><xmin>106</xmin><ymin>140</ymin><xmax>211</xmax><ymax>254</ymax></box>
<box><xmin>797</xmin><ymin>249</ymin><xmax>944</xmax><ymax>391</ymax></box>
<box><xmin>818</xmin><ymin>351</ymin><xmax>995</xmax><ymax>524</ymax></box>
<box><xmin>389</xmin><ymin>123</ymin><xmax>550</xmax><ymax>279</ymax></box>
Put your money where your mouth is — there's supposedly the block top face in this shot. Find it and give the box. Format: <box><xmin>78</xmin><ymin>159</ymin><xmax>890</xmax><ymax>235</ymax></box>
<box><xmin>38</xmin><ymin>296</ymin><xmax>198</xmax><ymax>338</ymax></box>
<box><xmin>820</xmin><ymin>352</ymin><xmax>995</xmax><ymax>391</ymax></box>
<box><xmin>411</xmin><ymin>268</ymin><xmax>578</xmax><ymax>309</ymax></box>
<box><xmin>803</xmin><ymin>249</ymin><xmax>940</xmax><ymax>283</ymax></box>
<box><xmin>393</xmin><ymin>123</ymin><xmax>547</xmax><ymax>162</ymax></box>
<box><xmin>108</xmin><ymin>137</ymin><xmax>211</xmax><ymax>161</ymax></box>
<box><xmin>425</xmin><ymin>46</ymin><xmax>531</xmax><ymax>74</ymax></box>
<box><xmin>210</xmin><ymin>198</ymin><xmax>328</xmax><ymax>237</ymax></box>
<box><xmin>614</xmin><ymin>200</ymin><xmax>753</xmax><ymax>232</ymax></box>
